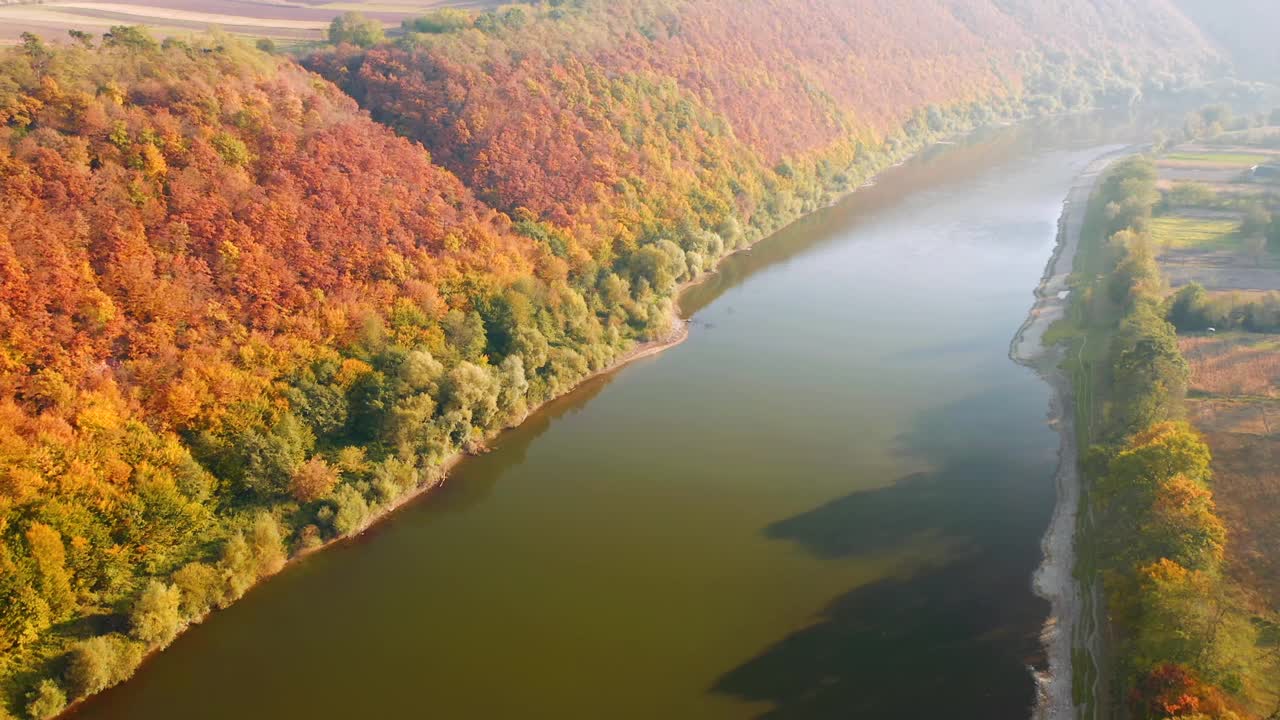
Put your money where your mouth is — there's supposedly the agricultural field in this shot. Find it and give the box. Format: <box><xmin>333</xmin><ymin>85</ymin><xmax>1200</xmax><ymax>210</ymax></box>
<box><xmin>1150</xmin><ymin>214</ymin><xmax>1243</xmax><ymax>252</ymax></box>
<box><xmin>1176</xmin><ymin>333</ymin><xmax>1280</xmax><ymax>707</ymax></box>
<box><xmin>0</xmin><ymin>0</ymin><xmax>494</xmax><ymax>45</ymax></box>
<box><xmin>1157</xmin><ymin>145</ymin><xmax>1280</xmax><ymax>189</ymax></box>
<box><xmin>1164</xmin><ymin>151</ymin><xmax>1276</xmax><ymax>167</ymax></box>
<box><xmin>1153</xmin><ymin>138</ymin><xmax>1280</xmax><ymax>290</ymax></box>
<box><xmin>1180</xmin><ymin>335</ymin><xmax>1280</xmax><ymax>605</ymax></box>
<box><xmin>1156</xmin><ymin>133</ymin><xmax>1280</xmax><ymax>652</ymax></box>
<box><xmin>1182</xmin><ymin>333</ymin><xmax>1280</xmax><ymax>398</ymax></box>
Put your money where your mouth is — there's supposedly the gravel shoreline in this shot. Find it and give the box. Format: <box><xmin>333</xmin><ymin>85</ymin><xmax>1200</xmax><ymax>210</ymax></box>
<box><xmin>1012</xmin><ymin>147</ymin><xmax>1135</xmax><ymax>720</ymax></box>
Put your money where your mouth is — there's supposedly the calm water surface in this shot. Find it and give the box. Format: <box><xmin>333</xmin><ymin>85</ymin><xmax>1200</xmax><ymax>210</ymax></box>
<box><xmin>74</xmin><ymin>116</ymin><xmax>1148</xmax><ymax>719</ymax></box>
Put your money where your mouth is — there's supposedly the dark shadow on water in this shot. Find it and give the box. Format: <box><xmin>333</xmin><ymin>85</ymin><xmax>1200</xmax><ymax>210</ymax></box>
<box><xmin>713</xmin><ymin>385</ymin><xmax>1056</xmax><ymax>719</ymax></box>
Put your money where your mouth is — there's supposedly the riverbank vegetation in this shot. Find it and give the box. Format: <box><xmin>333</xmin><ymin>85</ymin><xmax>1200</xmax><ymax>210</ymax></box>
<box><xmin>1055</xmin><ymin>151</ymin><xmax>1280</xmax><ymax>718</ymax></box>
<box><xmin>0</xmin><ymin>1</ymin><xmax>1244</xmax><ymax>715</ymax></box>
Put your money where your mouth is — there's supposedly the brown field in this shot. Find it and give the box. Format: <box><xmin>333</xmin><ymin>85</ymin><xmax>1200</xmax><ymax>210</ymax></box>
<box><xmin>1180</xmin><ymin>334</ymin><xmax>1280</xmax><ymax>397</ymax></box>
<box><xmin>1163</xmin><ymin>140</ymin><xmax>1280</xmax><ymax>618</ymax></box>
<box><xmin>1186</xmin><ymin>398</ymin><xmax>1280</xmax><ymax>603</ymax></box>
<box><xmin>1155</xmin><ymin>165</ymin><xmax>1250</xmax><ymax>184</ymax></box>
<box><xmin>1161</xmin><ymin>254</ymin><xmax>1280</xmax><ymax>291</ymax></box>
<box><xmin>1180</xmin><ymin>333</ymin><xmax>1280</xmax><ymax>609</ymax></box>
<box><xmin>1156</xmin><ymin>179</ymin><xmax>1280</xmax><ymax>200</ymax></box>
<box><xmin>0</xmin><ymin>0</ymin><xmax>497</xmax><ymax>44</ymax></box>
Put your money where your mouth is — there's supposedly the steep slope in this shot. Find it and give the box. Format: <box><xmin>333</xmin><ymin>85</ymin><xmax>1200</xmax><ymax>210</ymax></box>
<box><xmin>0</xmin><ymin>1</ymin><xmax>1227</xmax><ymax>716</ymax></box>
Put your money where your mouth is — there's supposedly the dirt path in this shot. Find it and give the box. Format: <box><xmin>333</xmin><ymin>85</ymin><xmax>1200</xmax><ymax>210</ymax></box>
<box><xmin>1013</xmin><ymin>147</ymin><xmax>1134</xmax><ymax>720</ymax></box>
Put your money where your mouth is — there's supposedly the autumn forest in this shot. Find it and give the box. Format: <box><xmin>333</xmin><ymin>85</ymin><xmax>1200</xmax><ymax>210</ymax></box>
<box><xmin>0</xmin><ymin>0</ymin><xmax>1261</xmax><ymax>717</ymax></box>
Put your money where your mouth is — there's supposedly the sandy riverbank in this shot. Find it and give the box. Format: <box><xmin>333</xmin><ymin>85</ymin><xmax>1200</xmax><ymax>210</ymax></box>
<box><xmin>1012</xmin><ymin>147</ymin><xmax>1134</xmax><ymax>720</ymax></box>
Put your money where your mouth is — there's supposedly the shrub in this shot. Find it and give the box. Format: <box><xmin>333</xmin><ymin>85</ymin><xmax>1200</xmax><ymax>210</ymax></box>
<box><xmin>172</xmin><ymin>562</ymin><xmax>221</xmax><ymax>618</ymax></box>
<box><xmin>327</xmin><ymin>484</ymin><xmax>370</xmax><ymax>537</ymax></box>
<box><xmin>129</xmin><ymin>581</ymin><xmax>183</xmax><ymax>645</ymax></box>
<box><xmin>210</xmin><ymin>132</ymin><xmax>249</xmax><ymax>167</ymax></box>
<box><xmin>65</xmin><ymin>634</ymin><xmax>143</xmax><ymax>697</ymax></box>
<box><xmin>24</xmin><ymin>681</ymin><xmax>65</xmax><ymax>720</ymax></box>
<box><xmin>328</xmin><ymin>12</ymin><xmax>384</xmax><ymax>48</ymax></box>
<box><xmin>290</xmin><ymin>457</ymin><xmax>339</xmax><ymax>503</ymax></box>
<box><xmin>250</xmin><ymin>513</ymin><xmax>286</xmax><ymax>577</ymax></box>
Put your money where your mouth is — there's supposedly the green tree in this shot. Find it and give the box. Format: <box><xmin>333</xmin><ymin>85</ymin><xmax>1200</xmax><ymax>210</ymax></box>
<box><xmin>1166</xmin><ymin>283</ymin><xmax>1210</xmax><ymax>331</ymax></box>
<box><xmin>388</xmin><ymin>393</ymin><xmax>439</xmax><ymax>459</ymax></box>
<box><xmin>172</xmin><ymin>562</ymin><xmax>221</xmax><ymax>618</ymax></box>
<box><xmin>398</xmin><ymin>349</ymin><xmax>444</xmax><ymax>393</ymax></box>
<box><xmin>1102</xmin><ymin>158</ymin><xmax>1159</xmax><ymax>235</ymax></box>
<box><xmin>23</xmin><ymin>523</ymin><xmax>74</xmax><ymax>621</ymax></box>
<box><xmin>129</xmin><ymin>580</ymin><xmax>182</xmax><ymax>645</ymax></box>
<box><xmin>326</xmin><ymin>484</ymin><xmax>370</xmax><ymax>537</ymax></box>
<box><xmin>214</xmin><ymin>414</ymin><xmax>312</xmax><ymax>498</ymax></box>
<box><xmin>403</xmin><ymin>9</ymin><xmax>472</xmax><ymax>34</ymax></box>
<box><xmin>103</xmin><ymin>25</ymin><xmax>156</xmax><ymax>51</ymax></box>
<box><xmin>444</xmin><ymin>310</ymin><xmax>487</xmax><ymax>361</ymax></box>
<box><xmin>287</xmin><ymin>380</ymin><xmax>348</xmax><ymax>437</ymax></box>
<box><xmin>628</xmin><ymin>245</ymin><xmax>676</xmax><ymax>295</ymax></box>
<box><xmin>0</xmin><ymin>577</ymin><xmax>50</xmax><ymax>653</ymax></box>
<box><xmin>249</xmin><ymin>513</ymin><xmax>286</xmax><ymax>577</ymax></box>
<box><xmin>1107</xmin><ymin>230</ymin><xmax>1162</xmax><ymax>307</ymax></box>
<box><xmin>441</xmin><ymin>361</ymin><xmax>500</xmax><ymax>443</ymax></box>
<box><xmin>24</xmin><ymin>681</ymin><xmax>65</xmax><ymax>720</ymax></box>
<box><xmin>328</xmin><ymin>12</ymin><xmax>384</xmax><ymax>48</ymax></box>
<box><xmin>1109</xmin><ymin>309</ymin><xmax>1189</xmax><ymax>436</ymax></box>
<box><xmin>210</xmin><ymin>132</ymin><xmax>250</xmax><ymax>167</ymax></box>
<box><xmin>219</xmin><ymin>533</ymin><xmax>255</xmax><ymax>603</ymax></box>
<box><xmin>67</xmin><ymin>29</ymin><xmax>94</xmax><ymax>48</ymax></box>
<box><xmin>65</xmin><ymin>635</ymin><xmax>143</xmax><ymax>697</ymax></box>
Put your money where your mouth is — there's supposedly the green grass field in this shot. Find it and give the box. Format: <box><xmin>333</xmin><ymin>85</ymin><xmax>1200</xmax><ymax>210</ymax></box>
<box><xmin>1149</xmin><ymin>214</ymin><xmax>1243</xmax><ymax>251</ymax></box>
<box><xmin>1164</xmin><ymin>151</ymin><xmax>1273</xmax><ymax>167</ymax></box>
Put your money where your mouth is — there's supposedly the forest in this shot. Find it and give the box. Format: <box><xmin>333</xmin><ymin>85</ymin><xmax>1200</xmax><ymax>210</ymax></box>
<box><xmin>0</xmin><ymin>0</ymin><xmax>1240</xmax><ymax>716</ymax></box>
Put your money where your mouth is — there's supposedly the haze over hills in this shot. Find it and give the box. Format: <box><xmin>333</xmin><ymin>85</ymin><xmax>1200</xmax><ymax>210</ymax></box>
<box><xmin>1171</xmin><ymin>0</ymin><xmax>1280</xmax><ymax>80</ymax></box>
<box><xmin>0</xmin><ymin>1</ymin><xmax>1276</xmax><ymax>718</ymax></box>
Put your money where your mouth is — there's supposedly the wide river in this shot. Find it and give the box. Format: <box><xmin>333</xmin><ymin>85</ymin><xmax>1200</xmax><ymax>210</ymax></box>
<box><xmin>74</xmin><ymin>114</ymin><xmax>1150</xmax><ymax>719</ymax></box>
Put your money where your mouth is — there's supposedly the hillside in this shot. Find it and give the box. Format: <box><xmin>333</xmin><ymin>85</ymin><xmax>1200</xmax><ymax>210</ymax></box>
<box><xmin>0</xmin><ymin>1</ymin><xmax>1231</xmax><ymax>717</ymax></box>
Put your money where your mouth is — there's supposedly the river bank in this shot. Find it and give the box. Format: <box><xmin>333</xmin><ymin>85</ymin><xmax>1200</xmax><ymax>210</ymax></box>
<box><xmin>1013</xmin><ymin>147</ymin><xmax>1135</xmax><ymax>720</ymax></box>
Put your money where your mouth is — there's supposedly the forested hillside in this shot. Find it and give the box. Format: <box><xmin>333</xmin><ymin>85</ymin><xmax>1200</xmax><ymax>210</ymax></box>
<box><xmin>0</xmin><ymin>1</ymin><xmax>1228</xmax><ymax>716</ymax></box>
<box><xmin>307</xmin><ymin>0</ymin><xmax>1215</xmax><ymax>242</ymax></box>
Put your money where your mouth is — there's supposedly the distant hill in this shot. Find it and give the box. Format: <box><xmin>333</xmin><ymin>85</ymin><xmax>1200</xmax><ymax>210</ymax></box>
<box><xmin>1173</xmin><ymin>0</ymin><xmax>1280</xmax><ymax>80</ymax></box>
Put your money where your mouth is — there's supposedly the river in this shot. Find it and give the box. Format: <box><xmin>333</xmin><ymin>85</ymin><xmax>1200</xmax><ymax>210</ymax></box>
<box><xmin>71</xmin><ymin>113</ymin><xmax>1152</xmax><ymax>720</ymax></box>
